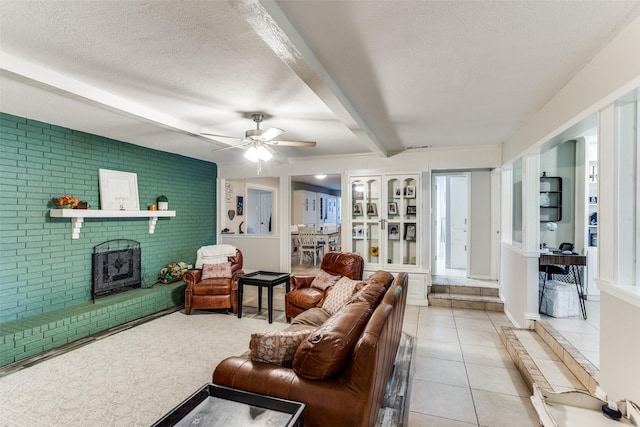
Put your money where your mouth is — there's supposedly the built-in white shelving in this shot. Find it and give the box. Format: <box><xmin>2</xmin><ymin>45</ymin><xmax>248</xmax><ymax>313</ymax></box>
<box><xmin>49</xmin><ymin>209</ymin><xmax>176</xmax><ymax>239</ymax></box>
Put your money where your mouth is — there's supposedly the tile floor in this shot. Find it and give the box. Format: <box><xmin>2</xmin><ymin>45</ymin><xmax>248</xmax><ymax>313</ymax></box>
<box><xmin>403</xmin><ymin>305</ymin><xmax>540</xmax><ymax>426</ymax></box>
<box><xmin>291</xmin><ymin>256</ymin><xmax>601</xmax><ymax>425</ymax></box>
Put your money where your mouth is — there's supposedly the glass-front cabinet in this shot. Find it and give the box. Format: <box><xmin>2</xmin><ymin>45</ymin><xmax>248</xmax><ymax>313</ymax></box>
<box><xmin>349</xmin><ymin>174</ymin><xmax>420</xmax><ymax>269</ymax></box>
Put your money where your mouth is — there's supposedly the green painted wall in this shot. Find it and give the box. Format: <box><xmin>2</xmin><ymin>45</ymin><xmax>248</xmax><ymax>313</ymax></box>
<box><xmin>0</xmin><ymin>113</ymin><xmax>217</xmax><ymax>323</ymax></box>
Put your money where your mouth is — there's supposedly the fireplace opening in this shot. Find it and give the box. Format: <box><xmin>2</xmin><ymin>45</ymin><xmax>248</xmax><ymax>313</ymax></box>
<box><xmin>92</xmin><ymin>239</ymin><xmax>141</xmax><ymax>302</ymax></box>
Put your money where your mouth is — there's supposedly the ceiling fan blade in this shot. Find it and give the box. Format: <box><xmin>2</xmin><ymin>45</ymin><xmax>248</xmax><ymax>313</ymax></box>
<box><xmin>211</xmin><ymin>141</ymin><xmax>251</xmax><ymax>152</ymax></box>
<box><xmin>267</xmin><ymin>140</ymin><xmax>316</xmax><ymax>147</ymax></box>
<box><xmin>201</xmin><ymin>132</ymin><xmax>244</xmax><ymax>142</ymax></box>
<box><xmin>260</xmin><ymin>127</ymin><xmax>284</xmax><ymax>141</ymax></box>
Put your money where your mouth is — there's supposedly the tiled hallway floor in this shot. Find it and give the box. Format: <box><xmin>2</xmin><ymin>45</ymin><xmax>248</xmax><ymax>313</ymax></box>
<box><xmin>540</xmin><ymin>299</ymin><xmax>600</xmax><ymax>368</ymax></box>
<box><xmin>403</xmin><ymin>305</ymin><xmax>540</xmax><ymax>426</ymax></box>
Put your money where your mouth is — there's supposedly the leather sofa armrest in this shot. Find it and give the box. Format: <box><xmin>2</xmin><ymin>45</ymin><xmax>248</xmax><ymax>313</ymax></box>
<box><xmin>182</xmin><ymin>269</ymin><xmax>202</xmax><ymax>288</ymax></box>
<box><xmin>291</xmin><ymin>275</ymin><xmax>315</xmax><ymax>290</ymax></box>
<box><xmin>213</xmin><ymin>356</ymin><xmax>297</xmax><ymax>398</ymax></box>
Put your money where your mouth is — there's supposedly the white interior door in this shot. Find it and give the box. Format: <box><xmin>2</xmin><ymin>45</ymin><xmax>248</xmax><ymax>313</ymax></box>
<box><xmin>247</xmin><ymin>188</ymin><xmax>273</xmax><ymax>235</ymax></box>
<box><xmin>448</xmin><ymin>175</ymin><xmax>468</xmax><ymax>270</ymax></box>
<box><xmin>260</xmin><ymin>192</ymin><xmax>272</xmax><ymax>234</ymax></box>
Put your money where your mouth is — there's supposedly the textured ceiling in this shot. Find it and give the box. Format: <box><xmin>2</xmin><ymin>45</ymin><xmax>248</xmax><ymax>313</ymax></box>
<box><xmin>1</xmin><ymin>0</ymin><xmax>639</xmax><ymax>165</ymax></box>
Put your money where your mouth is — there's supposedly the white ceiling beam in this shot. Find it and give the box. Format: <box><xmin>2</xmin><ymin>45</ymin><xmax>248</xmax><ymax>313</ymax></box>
<box><xmin>233</xmin><ymin>0</ymin><xmax>388</xmax><ymax>157</ymax></box>
<box><xmin>0</xmin><ymin>53</ymin><xmax>228</xmax><ymax>148</ymax></box>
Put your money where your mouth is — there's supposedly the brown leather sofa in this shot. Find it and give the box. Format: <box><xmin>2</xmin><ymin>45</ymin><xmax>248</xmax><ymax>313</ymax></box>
<box><xmin>213</xmin><ymin>270</ymin><xmax>408</xmax><ymax>427</ymax></box>
<box><xmin>182</xmin><ymin>248</ymin><xmax>244</xmax><ymax>315</ymax></box>
<box><xmin>285</xmin><ymin>251</ymin><xmax>364</xmax><ymax>320</ymax></box>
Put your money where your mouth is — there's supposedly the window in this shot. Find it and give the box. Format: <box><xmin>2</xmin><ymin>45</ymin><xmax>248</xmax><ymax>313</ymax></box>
<box><xmin>512</xmin><ymin>158</ymin><xmax>523</xmax><ymax>244</ymax></box>
<box><xmin>615</xmin><ymin>87</ymin><xmax>640</xmax><ymax>286</ymax></box>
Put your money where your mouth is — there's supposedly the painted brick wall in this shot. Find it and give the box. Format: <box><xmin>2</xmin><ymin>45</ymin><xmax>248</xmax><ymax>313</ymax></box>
<box><xmin>0</xmin><ymin>113</ymin><xmax>217</xmax><ymax>323</ymax></box>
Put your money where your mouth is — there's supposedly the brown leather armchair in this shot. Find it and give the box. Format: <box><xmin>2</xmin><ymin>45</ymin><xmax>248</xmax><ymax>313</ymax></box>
<box><xmin>285</xmin><ymin>251</ymin><xmax>364</xmax><ymax>320</ymax></box>
<box><xmin>182</xmin><ymin>248</ymin><xmax>244</xmax><ymax>315</ymax></box>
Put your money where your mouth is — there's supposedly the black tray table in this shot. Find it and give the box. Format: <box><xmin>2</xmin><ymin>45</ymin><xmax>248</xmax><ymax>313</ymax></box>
<box><xmin>152</xmin><ymin>383</ymin><xmax>304</xmax><ymax>427</ymax></box>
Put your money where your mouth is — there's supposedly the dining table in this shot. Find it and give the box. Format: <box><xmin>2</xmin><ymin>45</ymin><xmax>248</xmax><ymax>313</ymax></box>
<box><xmin>291</xmin><ymin>227</ymin><xmax>340</xmax><ymax>255</ymax></box>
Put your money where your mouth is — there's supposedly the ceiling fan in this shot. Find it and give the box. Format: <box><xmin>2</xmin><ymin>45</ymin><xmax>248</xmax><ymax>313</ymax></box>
<box><xmin>201</xmin><ymin>113</ymin><xmax>316</xmax><ymax>162</ymax></box>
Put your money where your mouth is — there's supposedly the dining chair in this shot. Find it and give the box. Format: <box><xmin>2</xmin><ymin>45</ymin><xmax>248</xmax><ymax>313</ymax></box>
<box><xmin>329</xmin><ymin>225</ymin><xmax>342</xmax><ymax>252</ymax></box>
<box><xmin>298</xmin><ymin>226</ymin><xmax>324</xmax><ymax>265</ymax></box>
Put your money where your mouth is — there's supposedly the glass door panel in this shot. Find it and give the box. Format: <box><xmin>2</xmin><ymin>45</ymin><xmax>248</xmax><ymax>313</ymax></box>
<box><xmin>351</xmin><ymin>177</ymin><xmax>381</xmax><ymax>265</ymax></box>
<box><xmin>350</xmin><ymin>174</ymin><xmax>419</xmax><ymax>269</ymax></box>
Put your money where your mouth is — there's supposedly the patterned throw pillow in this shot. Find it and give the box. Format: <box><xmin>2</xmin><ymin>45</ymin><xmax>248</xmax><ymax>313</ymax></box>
<box><xmin>310</xmin><ymin>270</ymin><xmax>340</xmax><ymax>290</ymax></box>
<box><xmin>322</xmin><ymin>277</ymin><xmax>362</xmax><ymax>315</ymax></box>
<box><xmin>201</xmin><ymin>262</ymin><xmax>232</xmax><ymax>279</ymax></box>
<box><xmin>249</xmin><ymin>329</ymin><xmax>313</xmax><ymax>367</ymax></box>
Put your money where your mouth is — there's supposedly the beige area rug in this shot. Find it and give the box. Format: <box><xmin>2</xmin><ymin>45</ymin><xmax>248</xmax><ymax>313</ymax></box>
<box><xmin>0</xmin><ymin>311</ymin><xmax>287</xmax><ymax>427</ymax></box>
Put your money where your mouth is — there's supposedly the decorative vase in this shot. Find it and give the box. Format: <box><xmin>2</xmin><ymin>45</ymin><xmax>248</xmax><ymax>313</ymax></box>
<box><xmin>157</xmin><ymin>195</ymin><xmax>168</xmax><ymax>211</ymax></box>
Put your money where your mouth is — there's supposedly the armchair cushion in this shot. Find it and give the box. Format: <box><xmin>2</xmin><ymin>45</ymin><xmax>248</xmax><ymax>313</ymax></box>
<box><xmin>201</xmin><ymin>262</ymin><xmax>232</xmax><ymax>279</ymax></box>
<box><xmin>310</xmin><ymin>269</ymin><xmax>340</xmax><ymax>290</ymax></box>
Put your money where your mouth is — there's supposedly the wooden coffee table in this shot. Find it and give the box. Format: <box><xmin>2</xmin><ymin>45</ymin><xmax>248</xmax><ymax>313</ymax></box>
<box><xmin>152</xmin><ymin>383</ymin><xmax>304</xmax><ymax>426</ymax></box>
<box><xmin>237</xmin><ymin>271</ymin><xmax>290</xmax><ymax>323</ymax></box>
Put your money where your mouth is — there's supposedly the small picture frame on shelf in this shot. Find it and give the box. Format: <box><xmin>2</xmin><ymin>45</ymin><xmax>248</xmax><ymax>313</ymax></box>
<box><xmin>404</xmin><ymin>223</ymin><xmax>416</xmax><ymax>241</ymax></box>
<box><xmin>367</xmin><ymin>202</ymin><xmax>377</xmax><ymax>215</ymax></box>
<box><xmin>588</xmin><ymin>196</ymin><xmax>598</xmax><ymax>204</ymax></box>
<box><xmin>388</xmin><ymin>202</ymin><xmax>398</xmax><ymax>215</ymax></box>
<box><xmin>353</xmin><ymin>187</ymin><xmax>364</xmax><ymax>200</ymax></box>
<box><xmin>403</xmin><ymin>185</ymin><xmax>416</xmax><ymax>198</ymax></box>
<box><xmin>388</xmin><ymin>224</ymin><xmax>400</xmax><ymax>240</ymax></box>
<box><xmin>406</xmin><ymin>205</ymin><xmax>417</xmax><ymax>215</ymax></box>
<box><xmin>353</xmin><ymin>202</ymin><xmax>363</xmax><ymax>216</ymax></box>
<box><xmin>394</xmin><ymin>186</ymin><xmax>402</xmax><ymax>197</ymax></box>
<box><xmin>353</xmin><ymin>225</ymin><xmax>364</xmax><ymax>239</ymax></box>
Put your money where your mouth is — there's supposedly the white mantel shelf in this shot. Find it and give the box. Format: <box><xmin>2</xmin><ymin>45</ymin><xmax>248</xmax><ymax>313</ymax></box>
<box><xmin>49</xmin><ymin>209</ymin><xmax>176</xmax><ymax>239</ymax></box>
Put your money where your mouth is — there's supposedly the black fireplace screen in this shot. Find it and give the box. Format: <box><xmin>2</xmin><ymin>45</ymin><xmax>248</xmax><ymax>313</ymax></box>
<box><xmin>92</xmin><ymin>239</ymin><xmax>141</xmax><ymax>301</ymax></box>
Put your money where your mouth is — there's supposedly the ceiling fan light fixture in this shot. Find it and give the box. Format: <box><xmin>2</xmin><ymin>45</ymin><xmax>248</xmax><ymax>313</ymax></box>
<box><xmin>256</xmin><ymin>145</ymin><xmax>272</xmax><ymax>161</ymax></box>
<box><xmin>244</xmin><ymin>146</ymin><xmax>260</xmax><ymax>162</ymax></box>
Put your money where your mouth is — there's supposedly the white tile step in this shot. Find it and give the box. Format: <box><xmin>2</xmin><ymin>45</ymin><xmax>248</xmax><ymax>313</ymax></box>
<box><xmin>428</xmin><ymin>292</ymin><xmax>504</xmax><ymax>311</ymax></box>
<box><xmin>431</xmin><ymin>284</ymin><xmax>500</xmax><ymax>297</ymax></box>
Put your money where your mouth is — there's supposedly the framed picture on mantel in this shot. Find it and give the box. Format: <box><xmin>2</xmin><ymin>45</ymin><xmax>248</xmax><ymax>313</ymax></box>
<box><xmin>98</xmin><ymin>169</ymin><xmax>139</xmax><ymax>211</ymax></box>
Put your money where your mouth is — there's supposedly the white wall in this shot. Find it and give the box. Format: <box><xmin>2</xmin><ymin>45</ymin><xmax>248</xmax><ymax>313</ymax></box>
<box><xmin>219</xmin><ymin>235</ymin><xmax>280</xmax><ymax>272</ymax></box>
<box><xmin>501</xmin><ymin>16</ymin><xmax>640</xmax><ymax>403</ymax></box>
<box><xmin>600</xmin><ymin>292</ymin><xmax>640</xmax><ymax>403</ymax></box>
<box><xmin>500</xmin><ymin>243</ymin><xmax>539</xmax><ymax>328</ymax></box>
<box><xmin>218</xmin><ymin>144</ymin><xmax>502</xmax><ymax>180</ymax></box>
